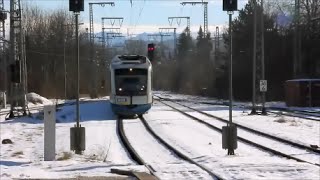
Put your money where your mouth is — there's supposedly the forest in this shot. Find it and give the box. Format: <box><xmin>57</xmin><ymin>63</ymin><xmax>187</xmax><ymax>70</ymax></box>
<box><xmin>2</xmin><ymin>0</ymin><xmax>318</xmax><ymax>101</ymax></box>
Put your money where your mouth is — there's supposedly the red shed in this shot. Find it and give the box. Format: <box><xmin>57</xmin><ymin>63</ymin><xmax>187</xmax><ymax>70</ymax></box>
<box><xmin>285</xmin><ymin>79</ymin><xmax>320</xmax><ymax>107</ymax></box>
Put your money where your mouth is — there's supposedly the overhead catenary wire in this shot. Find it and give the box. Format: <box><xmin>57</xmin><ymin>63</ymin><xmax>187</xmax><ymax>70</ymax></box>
<box><xmin>133</xmin><ymin>0</ymin><xmax>146</xmax><ymax>34</ymax></box>
<box><xmin>27</xmin><ymin>50</ymin><xmax>92</xmax><ymax>63</ymax></box>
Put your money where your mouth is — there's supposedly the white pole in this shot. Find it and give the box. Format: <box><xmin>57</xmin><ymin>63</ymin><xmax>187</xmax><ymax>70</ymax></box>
<box><xmin>44</xmin><ymin>105</ymin><xmax>56</xmax><ymax>161</ymax></box>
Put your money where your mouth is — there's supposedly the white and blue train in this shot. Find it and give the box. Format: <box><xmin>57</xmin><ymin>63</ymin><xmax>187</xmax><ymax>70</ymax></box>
<box><xmin>109</xmin><ymin>55</ymin><xmax>153</xmax><ymax>117</ymax></box>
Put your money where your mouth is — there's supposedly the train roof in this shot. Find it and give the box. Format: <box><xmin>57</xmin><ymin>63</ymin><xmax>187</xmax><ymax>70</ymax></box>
<box><xmin>110</xmin><ymin>55</ymin><xmax>151</xmax><ymax>69</ymax></box>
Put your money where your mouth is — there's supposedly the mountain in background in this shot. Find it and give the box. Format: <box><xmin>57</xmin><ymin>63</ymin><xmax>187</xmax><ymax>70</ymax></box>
<box><xmin>94</xmin><ymin>31</ymin><xmax>222</xmax><ymax>51</ymax></box>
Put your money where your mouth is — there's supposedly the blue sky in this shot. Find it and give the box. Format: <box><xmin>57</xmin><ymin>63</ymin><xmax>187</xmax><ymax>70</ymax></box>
<box><xmin>5</xmin><ymin>0</ymin><xmax>249</xmax><ymax>34</ymax></box>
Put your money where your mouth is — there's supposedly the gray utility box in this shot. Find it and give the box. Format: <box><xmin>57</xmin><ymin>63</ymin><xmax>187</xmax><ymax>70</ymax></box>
<box><xmin>70</xmin><ymin>126</ymin><xmax>86</xmax><ymax>151</ymax></box>
<box><xmin>222</xmin><ymin>124</ymin><xmax>238</xmax><ymax>149</ymax></box>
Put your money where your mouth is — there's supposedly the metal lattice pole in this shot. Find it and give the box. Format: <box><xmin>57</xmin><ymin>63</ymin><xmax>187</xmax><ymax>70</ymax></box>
<box><xmin>293</xmin><ymin>0</ymin><xmax>301</xmax><ymax>77</ymax></box>
<box><xmin>101</xmin><ymin>17</ymin><xmax>123</xmax><ymax>62</ymax></box>
<box><xmin>0</xmin><ymin>0</ymin><xmax>7</xmax><ymax>94</ymax></box>
<box><xmin>214</xmin><ymin>26</ymin><xmax>220</xmax><ymax>58</ymax></box>
<box><xmin>89</xmin><ymin>4</ymin><xmax>95</xmax><ymax>98</ymax></box>
<box><xmin>187</xmin><ymin>17</ymin><xmax>190</xmax><ymax>36</ymax></box>
<box><xmin>89</xmin><ymin>2</ymin><xmax>114</xmax><ymax>99</ymax></box>
<box><xmin>261</xmin><ymin>0</ymin><xmax>266</xmax><ymax>114</ymax></box>
<box><xmin>168</xmin><ymin>17</ymin><xmax>190</xmax><ymax>36</ymax></box>
<box><xmin>9</xmin><ymin>0</ymin><xmax>26</xmax><ymax>118</ymax></box>
<box><xmin>102</xmin><ymin>18</ymin><xmax>105</xmax><ymax>54</ymax></box>
<box><xmin>159</xmin><ymin>27</ymin><xmax>177</xmax><ymax>57</ymax></box>
<box><xmin>181</xmin><ymin>2</ymin><xmax>208</xmax><ymax>37</ymax></box>
<box><xmin>173</xmin><ymin>28</ymin><xmax>177</xmax><ymax>56</ymax></box>
<box><xmin>203</xmin><ymin>2</ymin><xmax>208</xmax><ymax>37</ymax></box>
<box><xmin>251</xmin><ymin>0</ymin><xmax>257</xmax><ymax>114</ymax></box>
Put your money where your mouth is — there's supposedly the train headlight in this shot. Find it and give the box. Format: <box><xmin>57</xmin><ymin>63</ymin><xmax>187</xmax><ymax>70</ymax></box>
<box><xmin>119</xmin><ymin>88</ymin><xmax>122</xmax><ymax>91</ymax></box>
<box><xmin>129</xmin><ymin>68</ymin><xmax>133</xmax><ymax>72</ymax></box>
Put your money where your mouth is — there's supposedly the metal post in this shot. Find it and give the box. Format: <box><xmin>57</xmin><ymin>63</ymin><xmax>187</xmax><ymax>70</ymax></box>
<box><xmin>173</xmin><ymin>28</ymin><xmax>177</xmax><ymax>56</ymax></box>
<box><xmin>75</xmin><ymin>12</ymin><xmax>80</xmax><ymax>129</ymax></box>
<box><xmin>22</xmin><ymin>30</ymin><xmax>27</xmax><ymax>112</ymax></box>
<box><xmin>0</xmin><ymin>0</ymin><xmax>6</xmax><ymax>95</ymax></box>
<box><xmin>160</xmin><ymin>35</ymin><xmax>163</xmax><ymax>58</ymax></box>
<box><xmin>251</xmin><ymin>0</ymin><xmax>257</xmax><ymax>114</ymax></box>
<box><xmin>74</xmin><ymin>12</ymin><xmax>81</xmax><ymax>155</ymax></box>
<box><xmin>9</xmin><ymin>0</ymin><xmax>16</xmax><ymax>118</ymax></box>
<box><xmin>215</xmin><ymin>26</ymin><xmax>220</xmax><ymax>59</ymax></box>
<box><xmin>63</xmin><ymin>38</ymin><xmax>67</xmax><ymax>99</ymax></box>
<box><xmin>261</xmin><ymin>0</ymin><xmax>267</xmax><ymax>115</ymax></box>
<box><xmin>203</xmin><ymin>2</ymin><xmax>208</xmax><ymax>37</ymax></box>
<box><xmin>228</xmin><ymin>12</ymin><xmax>234</xmax><ymax>155</ymax></box>
<box><xmin>187</xmin><ymin>17</ymin><xmax>190</xmax><ymax>36</ymax></box>
<box><xmin>17</xmin><ymin>0</ymin><xmax>26</xmax><ymax>116</ymax></box>
<box><xmin>294</xmin><ymin>0</ymin><xmax>300</xmax><ymax>77</ymax></box>
<box><xmin>89</xmin><ymin>4</ymin><xmax>95</xmax><ymax>98</ymax></box>
<box><xmin>297</xmin><ymin>0</ymin><xmax>301</xmax><ymax>77</ymax></box>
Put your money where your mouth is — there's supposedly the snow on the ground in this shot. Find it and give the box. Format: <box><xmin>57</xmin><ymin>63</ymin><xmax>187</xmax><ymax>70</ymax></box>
<box><xmin>26</xmin><ymin>92</ymin><xmax>53</xmax><ymax>106</ymax></box>
<box><xmin>162</xmin><ymin>101</ymin><xmax>319</xmax><ymax>164</ymax></box>
<box><xmin>155</xmin><ymin>91</ymin><xmax>320</xmax><ymax>112</ymax></box>
<box><xmin>179</xmin><ymin>102</ymin><xmax>320</xmax><ymax>148</ymax></box>
<box><xmin>145</xmin><ymin>101</ymin><xmax>320</xmax><ymax>179</ymax></box>
<box><xmin>0</xmin><ymin>99</ymin><xmax>147</xmax><ymax>179</ymax></box>
<box><xmin>155</xmin><ymin>92</ymin><xmax>320</xmax><ymax>147</ymax></box>
<box><xmin>1</xmin><ymin>92</ymin><xmax>320</xmax><ymax>179</ymax></box>
<box><xmin>123</xmin><ymin>118</ymin><xmax>213</xmax><ymax>179</ymax></box>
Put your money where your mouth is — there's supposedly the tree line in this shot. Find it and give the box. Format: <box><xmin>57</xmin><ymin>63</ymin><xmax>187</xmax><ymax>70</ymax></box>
<box><xmin>5</xmin><ymin>1</ymin><xmax>318</xmax><ymax>100</ymax></box>
<box><xmin>154</xmin><ymin>0</ymin><xmax>319</xmax><ymax>101</ymax></box>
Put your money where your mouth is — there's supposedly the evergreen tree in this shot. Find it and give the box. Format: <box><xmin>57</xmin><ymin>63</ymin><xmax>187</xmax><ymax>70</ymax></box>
<box><xmin>177</xmin><ymin>27</ymin><xmax>193</xmax><ymax>61</ymax></box>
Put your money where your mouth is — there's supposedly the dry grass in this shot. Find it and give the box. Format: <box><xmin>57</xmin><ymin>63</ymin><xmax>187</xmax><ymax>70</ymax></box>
<box><xmin>86</xmin><ymin>150</ymin><xmax>106</xmax><ymax>162</ymax></box>
<box><xmin>26</xmin><ymin>136</ymin><xmax>32</xmax><ymax>142</ymax></box>
<box><xmin>57</xmin><ymin>152</ymin><xmax>72</xmax><ymax>161</ymax></box>
<box><xmin>274</xmin><ymin>117</ymin><xmax>299</xmax><ymax>126</ymax></box>
<box><xmin>274</xmin><ymin>117</ymin><xmax>287</xmax><ymax>123</ymax></box>
<box><xmin>86</xmin><ymin>154</ymin><xmax>101</xmax><ymax>162</ymax></box>
<box><xmin>289</xmin><ymin>120</ymin><xmax>298</xmax><ymax>126</ymax></box>
<box><xmin>11</xmin><ymin>151</ymin><xmax>24</xmax><ymax>157</ymax></box>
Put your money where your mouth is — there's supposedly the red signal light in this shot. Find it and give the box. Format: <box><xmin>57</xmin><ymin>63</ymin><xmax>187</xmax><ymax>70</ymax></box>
<box><xmin>147</xmin><ymin>43</ymin><xmax>155</xmax><ymax>61</ymax></box>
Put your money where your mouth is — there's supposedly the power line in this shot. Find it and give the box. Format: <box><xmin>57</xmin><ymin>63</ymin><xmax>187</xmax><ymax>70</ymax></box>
<box><xmin>133</xmin><ymin>0</ymin><xmax>146</xmax><ymax>33</ymax></box>
<box><xmin>27</xmin><ymin>50</ymin><xmax>91</xmax><ymax>62</ymax></box>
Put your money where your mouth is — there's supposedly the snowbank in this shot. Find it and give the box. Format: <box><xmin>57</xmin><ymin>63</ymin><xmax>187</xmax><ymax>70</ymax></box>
<box><xmin>26</xmin><ymin>92</ymin><xmax>52</xmax><ymax>105</ymax></box>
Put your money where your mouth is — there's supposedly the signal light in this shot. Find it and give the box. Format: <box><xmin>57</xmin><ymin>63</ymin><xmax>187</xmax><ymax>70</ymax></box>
<box><xmin>147</xmin><ymin>43</ymin><xmax>155</xmax><ymax>61</ymax></box>
<box><xmin>223</xmin><ymin>0</ymin><xmax>237</xmax><ymax>11</ymax></box>
<box><xmin>69</xmin><ymin>0</ymin><xmax>84</xmax><ymax>12</ymax></box>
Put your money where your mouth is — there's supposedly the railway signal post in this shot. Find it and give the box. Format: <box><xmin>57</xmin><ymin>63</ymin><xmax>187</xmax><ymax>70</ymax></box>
<box><xmin>69</xmin><ymin>0</ymin><xmax>85</xmax><ymax>155</ymax></box>
<box><xmin>222</xmin><ymin>0</ymin><xmax>238</xmax><ymax>155</ymax></box>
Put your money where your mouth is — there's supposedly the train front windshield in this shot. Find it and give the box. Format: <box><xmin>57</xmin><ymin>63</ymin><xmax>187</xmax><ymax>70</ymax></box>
<box><xmin>115</xmin><ymin>69</ymin><xmax>148</xmax><ymax>96</ymax></box>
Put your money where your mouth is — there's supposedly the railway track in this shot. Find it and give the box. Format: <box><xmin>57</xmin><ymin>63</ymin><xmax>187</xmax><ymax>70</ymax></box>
<box><xmin>154</xmin><ymin>95</ymin><xmax>320</xmax><ymax>122</ymax></box>
<box><xmin>268</xmin><ymin>106</ymin><xmax>320</xmax><ymax>115</ymax></box>
<box><xmin>158</xmin><ymin>98</ymin><xmax>320</xmax><ymax>154</ymax></box>
<box><xmin>155</xmin><ymin>98</ymin><xmax>320</xmax><ymax>167</ymax></box>
<box><xmin>266</xmin><ymin>108</ymin><xmax>320</xmax><ymax>122</ymax></box>
<box><xmin>117</xmin><ymin>117</ymin><xmax>224</xmax><ymax>180</ymax></box>
<box><xmin>116</xmin><ymin>117</ymin><xmax>158</xmax><ymax>180</ymax></box>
